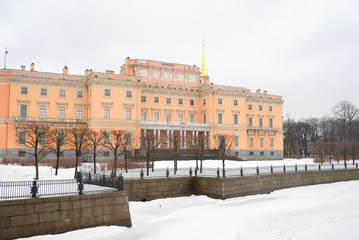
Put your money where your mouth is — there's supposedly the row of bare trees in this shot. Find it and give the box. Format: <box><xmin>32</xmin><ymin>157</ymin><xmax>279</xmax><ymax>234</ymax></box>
<box><xmin>284</xmin><ymin>100</ymin><xmax>359</xmax><ymax>163</ymax></box>
<box><xmin>17</xmin><ymin>122</ymin><xmax>235</xmax><ymax>179</ymax></box>
<box><xmin>16</xmin><ymin>125</ymin><xmax>133</xmax><ymax>179</ymax></box>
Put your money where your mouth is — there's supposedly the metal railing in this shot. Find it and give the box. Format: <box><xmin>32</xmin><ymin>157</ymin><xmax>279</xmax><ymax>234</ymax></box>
<box><xmin>0</xmin><ymin>174</ymin><xmax>124</xmax><ymax>200</ymax></box>
<box><xmin>110</xmin><ymin>161</ymin><xmax>359</xmax><ymax>180</ymax></box>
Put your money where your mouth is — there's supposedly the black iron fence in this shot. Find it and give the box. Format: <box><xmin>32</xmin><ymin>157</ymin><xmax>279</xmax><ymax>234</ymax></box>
<box><xmin>108</xmin><ymin>161</ymin><xmax>359</xmax><ymax>180</ymax></box>
<box><xmin>0</xmin><ymin>174</ymin><xmax>124</xmax><ymax>200</ymax></box>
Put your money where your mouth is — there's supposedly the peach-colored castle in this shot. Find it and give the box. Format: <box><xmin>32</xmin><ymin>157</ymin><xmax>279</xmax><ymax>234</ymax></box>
<box><xmin>0</xmin><ymin>45</ymin><xmax>283</xmax><ymax>161</ymax></box>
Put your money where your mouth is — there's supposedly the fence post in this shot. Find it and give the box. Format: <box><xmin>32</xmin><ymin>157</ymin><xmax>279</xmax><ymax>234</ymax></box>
<box><xmin>256</xmin><ymin>166</ymin><xmax>259</xmax><ymax>175</ymax></box>
<box><xmin>194</xmin><ymin>167</ymin><xmax>198</xmax><ymax>177</ymax></box>
<box><xmin>356</xmin><ymin>163</ymin><xmax>358</xmax><ymax>169</ymax></box>
<box><xmin>305</xmin><ymin>164</ymin><xmax>307</xmax><ymax>172</ymax></box>
<box><xmin>88</xmin><ymin>172</ymin><xmax>91</xmax><ymax>183</ymax></box>
<box><xmin>332</xmin><ymin>163</ymin><xmax>334</xmax><ymax>171</ymax></box>
<box><xmin>217</xmin><ymin>167</ymin><xmax>220</xmax><ymax>178</ymax></box>
<box><xmin>270</xmin><ymin>165</ymin><xmax>273</xmax><ymax>174</ymax></box>
<box><xmin>140</xmin><ymin>169</ymin><xmax>144</xmax><ymax>179</ymax></box>
<box><xmin>295</xmin><ymin>164</ymin><xmax>297</xmax><ymax>172</ymax></box>
<box><xmin>223</xmin><ymin>168</ymin><xmax>226</xmax><ymax>178</ymax></box>
<box><xmin>344</xmin><ymin>161</ymin><xmax>347</xmax><ymax>169</ymax></box>
<box><xmin>240</xmin><ymin>167</ymin><xmax>243</xmax><ymax>176</ymax></box>
<box><xmin>77</xmin><ymin>174</ymin><xmax>84</xmax><ymax>195</ymax></box>
<box><xmin>166</xmin><ymin>167</ymin><xmax>170</xmax><ymax>178</ymax></box>
<box><xmin>318</xmin><ymin>164</ymin><xmax>321</xmax><ymax>171</ymax></box>
<box><xmin>117</xmin><ymin>175</ymin><xmax>124</xmax><ymax>191</ymax></box>
<box><xmin>102</xmin><ymin>172</ymin><xmax>106</xmax><ymax>186</ymax></box>
<box><xmin>30</xmin><ymin>179</ymin><xmax>38</xmax><ymax>198</ymax></box>
<box><xmin>283</xmin><ymin>165</ymin><xmax>286</xmax><ymax>173</ymax></box>
<box><xmin>189</xmin><ymin>167</ymin><xmax>193</xmax><ymax>177</ymax></box>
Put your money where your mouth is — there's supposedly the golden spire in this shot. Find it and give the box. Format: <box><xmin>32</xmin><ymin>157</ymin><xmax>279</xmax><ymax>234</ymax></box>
<box><xmin>200</xmin><ymin>40</ymin><xmax>208</xmax><ymax>77</ymax></box>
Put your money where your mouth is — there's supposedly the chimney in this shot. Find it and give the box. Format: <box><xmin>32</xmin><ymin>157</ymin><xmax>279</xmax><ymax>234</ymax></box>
<box><xmin>256</xmin><ymin>89</ymin><xmax>261</xmax><ymax>94</ymax></box>
<box><xmin>85</xmin><ymin>69</ymin><xmax>93</xmax><ymax>76</ymax></box>
<box><xmin>30</xmin><ymin>63</ymin><xmax>35</xmax><ymax>71</ymax></box>
<box><xmin>21</xmin><ymin>65</ymin><xmax>25</xmax><ymax>71</ymax></box>
<box><xmin>263</xmin><ymin>90</ymin><xmax>267</xmax><ymax>95</ymax></box>
<box><xmin>106</xmin><ymin>70</ymin><xmax>115</xmax><ymax>74</ymax></box>
<box><xmin>63</xmin><ymin>66</ymin><xmax>68</xmax><ymax>75</ymax></box>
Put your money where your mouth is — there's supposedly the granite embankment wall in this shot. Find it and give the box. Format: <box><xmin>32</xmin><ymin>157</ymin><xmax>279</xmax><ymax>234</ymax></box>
<box><xmin>124</xmin><ymin>169</ymin><xmax>359</xmax><ymax>201</ymax></box>
<box><xmin>0</xmin><ymin>191</ymin><xmax>131</xmax><ymax>240</ymax></box>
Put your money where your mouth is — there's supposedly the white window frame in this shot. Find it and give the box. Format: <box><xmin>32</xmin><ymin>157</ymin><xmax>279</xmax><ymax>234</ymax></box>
<box><xmin>248</xmin><ymin>117</ymin><xmax>253</xmax><ymax>127</ymax></box>
<box><xmin>141</xmin><ymin>96</ymin><xmax>147</xmax><ymax>103</ymax></box>
<box><xmin>166</xmin><ymin>97</ymin><xmax>171</xmax><ymax>104</ymax></box>
<box><xmin>125</xmin><ymin>107</ymin><xmax>132</xmax><ymax>120</ymax></box>
<box><xmin>233</xmin><ymin>114</ymin><xmax>238</xmax><ymax>125</ymax></box>
<box><xmin>234</xmin><ymin>136</ymin><xmax>239</xmax><ymax>147</ymax></box>
<box><xmin>270</xmin><ymin>137</ymin><xmax>274</xmax><ymax>148</ymax></box>
<box><xmin>189</xmin><ymin>113</ymin><xmax>195</xmax><ymax>123</ymax></box>
<box><xmin>248</xmin><ymin>104</ymin><xmax>252</xmax><ymax>110</ymax></box>
<box><xmin>217</xmin><ymin>113</ymin><xmax>223</xmax><ymax>124</ymax></box>
<box><xmin>141</xmin><ymin>111</ymin><xmax>147</xmax><ymax>121</ymax></box>
<box><xmin>260</xmin><ymin>137</ymin><xmax>264</xmax><ymax>148</ymax></box>
<box><xmin>104</xmin><ymin>89</ymin><xmax>111</xmax><ymax>97</ymax></box>
<box><xmin>269</xmin><ymin>118</ymin><xmax>273</xmax><ymax>128</ymax></box>
<box><xmin>57</xmin><ymin>106</ymin><xmax>66</xmax><ymax>119</ymax></box>
<box><xmin>58</xmin><ymin>89</ymin><xmax>67</xmax><ymax>98</ymax></box>
<box><xmin>103</xmin><ymin>105</ymin><xmax>111</xmax><ymax>119</ymax></box>
<box><xmin>19</xmin><ymin>104</ymin><xmax>28</xmax><ymax>118</ymax></box>
<box><xmin>77</xmin><ymin>90</ymin><xmax>84</xmax><ymax>99</ymax></box>
<box><xmin>126</xmin><ymin>90</ymin><xmax>132</xmax><ymax>98</ymax></box>
<box><xmin>40</xmin><ymin>88</ymin><xmax>48</xmax><ymax>97</ymax></box>
<box><xmin>249</xmin><ymin>137</ymin><xmax>254</xmax><ymax>148</ymax></box>
<box><xmin>165</xmin><ymin>112</ymin><xmax>172</xmax><ymax>122</ymax></box>
<box><xmin>189</xmin><ymin>99</ymin><xmax>195</xmax><ymax>106</ymax></box>
<box><xmin>18</xmin><ymin>131</ymin><xmax>27</xmax><ymax>145</ymax></box>
<box><xmin>177</xmin><ymin>113</ymin><xmax>184</xmax><ymax>122</ymax></box>
<box><xmin>233</xmin><ymin>99</ymin><xmax>238</xmax><ymax>106</ymax></box>
<box><xmin>178</xmin><ymin>98</ymin><xmax>183</xmax><ymax>105</ymax></box>
<box><xmin>20</xmin><ymin>86</ymin><xmax>28</xmax><ymax>95</ymax></box>
<box><xmin>39</xmin><ymin>105</ymin><xmax>48</xmax><ymax>119</ymax></box>
<box><xmin>76</xmin><ymin>107</ymin><xmax>84</xmax><ymax>120</ymax></box>
<box><xmin>217</xmin><ymin>98</ymin><xmax>223</xmax><ymax>105</ymax></box>
<box><xmin>153</xmin><ymin>96</ymin><xmax>159</xmax><ymax>104</ymax></box>
<box><xmin>153</xmin><ymin>111</ymin><xmax>160</xmax><ymax>121</ymax></box>
<box><xmin>259</xmin><ymin>118</ymin><xmax>263</xmax><ymax>128</ymax></box>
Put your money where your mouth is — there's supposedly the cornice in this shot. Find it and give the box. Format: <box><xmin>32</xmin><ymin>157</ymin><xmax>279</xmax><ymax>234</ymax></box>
<box><xmin>8</xmin><ymin>76</ymin><xmax>85</xmax><ymax>88</ymax></box>
<box><xmin>141</xmin><ymin>87</ymin><xmax>200</xmax><ymax>98</ymax></box>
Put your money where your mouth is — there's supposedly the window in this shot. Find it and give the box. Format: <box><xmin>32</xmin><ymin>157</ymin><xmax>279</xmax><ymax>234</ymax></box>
<box><xmin>58</xmin><ymin>106</ymin><xmax>66</xmax><ymax>119</ymax></box>
<box><xmin>234</xmin><ymin>136</ymin><xmax>239</xmax><ymax>147</ymax></box>
<box><xmin>103</xmin><ymin>106</ymin><xmax>111</xmax><ymax>119</ymax></box>
<box><xmin>40</xmin><ymin>88</ymin><xmax>47</xmax><ymax>96</ymax></box>
<box><xmin>190</xmin><ymin>99</ymin><xmax>194</xmax><ymax>106</ymax></box>
<box><xmin>102</xmin><ymin>131</ymin><xmax>110</xmax><ymax>144</ymax></box>
<box><xmin>248</xmin><ymin>104</ymin><xmax>252</xmax><ymax>110</ymax></box>
<box><xmin>203</xmin><ymin>99</ymin><xmax>206</xmax><ymax>105</ymax></box>
<box><xmin>103</xmin><ymin>151</ymin><xmax>110</xmax><ymax>157</ymax></box>
<box><xmin>153</xmin><ymin>112</ymin><xmax>160</xmax><ymax>121</ymax></box>
<box><xmin>259</xmin><ymin>105</ymin><xmax>263</xmax><ymax>111</ymax></box>
<box><xmin>153</xmin><ymin>96</ymin><xmax>159</xmax><ymax>103</ymax></box>
<box><xmin>39</xmin><ymin>105</ymin><xmax>47</xmax><ymax>118</ymax></box>
<box><xmin>141</xmin><ymin>96</ymin><xmax>146</xmax><ymax>103</ymax></box>
<box><xmin>217</xmin><ymin>98</ymin><xmax>223</xmax><ymax>105</ymax></box>
<box><xmin>104</xmin><ymin>89</ymin><xmax>111</xmax><ymax>97</ymax></box>
<box><xmin>125</xmin><ymin>107</ymin><xmax>132</xmax><ymax>120</ymax></box>
<box><xmin>39</xmin><ymin>134</ymin><xmax>46</xmax><ymax>146</ymax></box>
<box><xmin>18</xmin><ymin>132</ymin><xmax>26</xmax><ymax>145</ymax></box>
<box><xmin>269</xmin><ymin>106</ymin><xmax>273</xmax><ymax>111</ymax></box>
<box><xmin>259</xmin><ymin>118</ymin><xmax>263</xmax><ymax>128</ymax></box>
<box><xmin>141</xmin><ymin>111</ymin><xmax>147</xmax><ymax>121</ymax></box>
<box><xmin>260</xmin><ymin>151</ymin><xmax>264</xmax><ymax>156</ymax></box>
<box><xmin>249</xmin><ymin>137</ymin><xmax>254</xmax><ymax>147</ymax></box>
<box><xmin>233</xmin><ymin>114</ymin><xmax>238</xmax><ymax>125</ymax></box>
<box><xmin>233</xmin><ymin>99</ymin><xmax>238</xmax><ymax>106</ymax></box>
<box><xmin>177</xmin><ymin>113</ymin><xmax>184</xmax><ymax>122</ymax></box>
<box><xmin>18</xmin><ymin>151</ymin><xmax>26</xmax><ymax>157</ymax></box>
<box><xmin>190</xmin><ymin>113</ymin><xmax>195</xmax><ymax>123</ymax></box>
<box><xmin>126</xmin><ymin>91</ymin><xmax>132</xmax><ymax>98</ymax></box>
<box><xmin>203</xmin><ymin>113</ymin><xmax>206</xmax><ymax>123</ymax></box>
<box><xmin>21</xmin><ymin>87</ymin><xmax>28</xmax><ymax>95</ymax></box>
<box><xmin>77</xmin><ymin>91</ymin><xmax>84</xmax><ymax>98</ymax></box>
<box><xmin>125</xmin><ymin>133</ymin><xmax>132</xmax><ymax>145</ymax></box>
<box><xmin>20</xmin><ymin>104</ymin><xmax>28</xmax><ymax>118</ymax></box>
<box><xmin>249</xmin><ymin>151</ymin><xmax>254</xmax><ymax>156</ymax></box>
<box><xmin>248</xmin><ymin>117</ymin><xmax>253</xmax><ymax>127</ymax></box>
<box><xmin>270</xmin><ymin>137</ymin><xmax>274</xmax><ymax>148</ymax></box>
<box><xmin>59</xmin><ymin>151</ymin><xmax>64</xmax><ymax>157</ymax></box>
<box><xmin>59</xmin><ymin>89</ymin><xmax>66</xmax><ymax>98</ymax></box>
<box><xmin>166</xmin><ymin>97</ymin><xmax>171</xmax><ymax>104</ymax></box>
<box><xmin>270</xmin><ymin>151</ymin><xmax>274</xmax><ymax>156</ymax></box>
<box><xmin>76</xmin><ymin>108</ymin><xmax>83</xmax><ymax>120</ymax></box>
<box><xmin>260</xmin><ymin>137</ymin><xmax>264</xmax><ymax>148</ymax></box>
<box><xmin>166</xmin><ymin>112</ymin><xmax>172</xmax><ymax>122</ymax></box>
<box><xmin>178</xmin><ymin>98</ymin><xmax>183</xmax><ymax>105</ymax></box>
<box><xmin>269</xmin><ymin>119</ymin><xmax>273</xmax><ymax>128</ymax></box>
<box><xmin>217</xmin><ymin>113</ymin><xmax>223</xmax><ymax>124</ymax></box>
<box><xmin>235</xmin><ymin>152</ymin><xmax>239</xmax><ymax>157</ymax></box>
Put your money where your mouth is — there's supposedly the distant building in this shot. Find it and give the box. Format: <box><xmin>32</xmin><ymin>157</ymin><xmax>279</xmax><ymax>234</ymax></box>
<box><xmin>0</xmin><ymin>43</ymin><xmax>283</xmax><ymax>161</ymax></box>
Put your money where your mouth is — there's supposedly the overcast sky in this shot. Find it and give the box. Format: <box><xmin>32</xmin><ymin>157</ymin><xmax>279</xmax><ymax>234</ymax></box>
<box><xmin>1</xmin><ymin>0</ymin><xmax>358</xmax><ymax>120</ymax></box>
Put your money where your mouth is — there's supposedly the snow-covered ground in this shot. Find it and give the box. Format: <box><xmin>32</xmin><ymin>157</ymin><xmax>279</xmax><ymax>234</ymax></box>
<box><xmin>16</xmin><ymin>180</ymin><xmax>359</xmax><ymax>240</ymax></box>
<box><xmin>3</xmin><ymin>159</ymin><xmax>359</xmax><ymax>239</ymax></box>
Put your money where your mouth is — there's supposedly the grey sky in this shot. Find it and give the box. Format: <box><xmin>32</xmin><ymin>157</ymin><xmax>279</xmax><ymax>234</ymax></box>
<box><xmin>1</xmin><ymin>0</ymin><xmax>358</xmax><ymax>120</ymax></box>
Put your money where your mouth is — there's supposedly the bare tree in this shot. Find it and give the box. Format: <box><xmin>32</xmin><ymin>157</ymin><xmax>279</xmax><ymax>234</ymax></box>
<box><xmin>102</xmin><ymin>130</ymin><xmax>125</xmax><ymax>175</ymax></box>
<box><xmin>16</xmin><ymin>124</ymin><xmax>49</xmax><ymax>180</ymax></box>
<box><xmin>122</xmin><ymin>132</ymin><xmax>133</xmax><ymax>173</ymax></box>
<box><xmin>170</xmin><ymin>131</ymin><xmax>182</xmax><ymax>174</ymax></box>
<box><xmin>140</xmin><ymin>131</ymin><xmax>160</xmax><ymax>176</ymax></box>
<box><xmin>67</xmin><ymin>127</ymin><xmax>88</xmax><ymax>178</ymax></box>
<box><xmin>313</xmin><ymin>141</ymin><xmax>326</xmax><ymax>164</ymax></box>
<box><xmin>188</xmin><ymin>132</ymin><xmax>208</xmax><ymax>173</ymax></box>
<box><xmin>332</xmin><ymin>100</ymin><xmax>359</xmax><ymax>141</ymax></box>
<box><xmin>215</xmin><ymin>134</ymin><xmax>234</xmax><ymax>173</ymax></box>
<box><xmin>87</xmin><ymin>129</ymin><xmax>103</xmax><ymax>174</ymax></box>
<box><xmin>47</xmin><ymin>129</ymin><xmax>67</xmax><ymax>175</ymax></box>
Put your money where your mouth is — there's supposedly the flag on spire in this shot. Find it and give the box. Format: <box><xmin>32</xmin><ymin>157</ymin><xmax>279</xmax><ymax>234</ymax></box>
<box><xmin>5</xmin><ymin>50</ymin><xmax>8</xmax><ymax>54</ymax></box>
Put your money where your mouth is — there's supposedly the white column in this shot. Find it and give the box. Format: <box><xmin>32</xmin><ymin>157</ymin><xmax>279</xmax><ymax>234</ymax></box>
<box><xmin>192</xmin><ymin>131</ymin><xmax>195</xmax><ymax>145</ymax></box>
<box><xmin>144</xmin><ymin>129</ymin><xmax>147</xmax><ymax>135</ymax></box>
<box><xmin>184</xmin><ymin>131</ymin><xmax>187</xmax><ymax>149</ymax></box>
<box><xmin>180</xmin><ymin>130</ymin><xmax>182</xmax><ymax>148</ymax></box>
<box><xmin>171</xmin><ymin>130</ymin><xmax>173</xmax><ymax>148</ymax></box>
<box><xmin>167</xmin><ymin>130</ymin><xmax>169</xmax><ymax>148</ymax></box>
<box><xmin>158</xmin><ymin>130</ymin><xmax>161</xmax><ymax>148</ymax></box>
